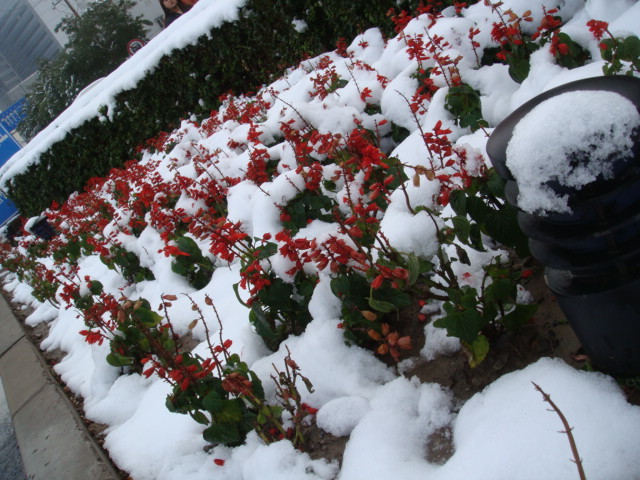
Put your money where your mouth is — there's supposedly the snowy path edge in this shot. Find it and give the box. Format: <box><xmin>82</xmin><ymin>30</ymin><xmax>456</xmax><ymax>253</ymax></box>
<box><xmin>0</xmin><ymin>294</ymin><xmax>120</xmax><ymax>480</ymax></box>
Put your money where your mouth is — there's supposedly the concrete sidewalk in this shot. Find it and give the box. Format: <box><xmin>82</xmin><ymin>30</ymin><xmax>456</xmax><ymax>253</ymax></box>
<box><xmin>0</xmin><ymin>295</ymin><xmax>120</xmax><ymax>480</ymax></box>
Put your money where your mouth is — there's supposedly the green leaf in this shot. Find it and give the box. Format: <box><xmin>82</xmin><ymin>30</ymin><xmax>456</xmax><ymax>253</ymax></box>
<box><xmin>171</xmin><ymin>261</ymin><xmax>187</xmax><ymax>275</ymax></box>
<box><xmin>232</xmin><ymin>282</ymin><xmax>249</xmax><ymax>307</ymax></box>
<box><xmin>465</xmin><ymin>334</ymin><xmax>490</xmax><ymax>368</ymax></box>
<box><xmin>88</xmin><ymin>280</ymin><xmax>103</xmax><ymax>295</ymax></box>
<box><xmin>618</xmin><ymin>35</ymin><xmax>640</xmax><ymax>61</ymax></box>
<box><xmin>190</xmin><ymin>410</ymin><xmax>210</xmax><ymax>425</ymax></box>
<box><xmin>485</xmin><ymin>170</ymin><xmax>506</xmax><ymax>198</ymax></box>
<box><xmin>249</xmin><ymin>305</ymin><xmax>281</xmax><ymax>351</ymax></box>
<box><xmin>502</xmin><ymin>304</ymin><xmax>538</xmax><ymax>331</ymax></box>
<box><xmin>203</xmin><ymin>423</ymin><xmax>243</xmax><ymax>446</ymax></box>
<box><xmin>368</xmin><ymin>296</ymin><xmax>397</xmax><ymax>313</ymax></box>
<box><xmin>449</xmin><ymin>190</ymin><xmax>468</xmax><ymax>217</ymax></box>
<box><xmin>106</xmin><ymin>352</ymin><xmax>133</xmax><ymax>367</ymax></box>
<box><xmin>406</xmin><ymin>253</ymin><xmax>421</xmax><ymax>286</ymax></box>
<box><xmin>202</xmin><ymin>391</ymin><xmax>224</xmax><ymax>413</ymax></box>
<box><xmin>485</xmin><ymin>277</ymin><xmax>515</xmax><ymax>304</ymax></box>
<box><xmin>434</xmin><ymin>289</ymin><xmax>488</xmax><ymax>344</ymax></box>
<box><xmin>330</xmin><ymin>275</ymin><xmax>351</xmax><ymax>298</ymax></box>
<box><xmin>434</xmin><ymin>308</ymin><xmax>481</xmax><ymax>344</ymax></box>
<box><xmin>256</xmin><ymin>242</ymin><xmax>277</xmax><ymax>260</ymax></box>
<box><xmin>218</xmin><ymin>399</ymin><xmax>245</xmax><ymax>423</ymax></box>
<box><xmin>481</xmin><ymin>206</ymin><xmax>529</xmax><ymax>257</ymax></box>
<box><xmin>507</xmin><ymin>52</ymin><xmax>531</xmax><ymax>83</ymax></box>
<box><xmin>451</xmin><ymin>215</ymin><xmax>471</xmax><ymax>243</ymax></box>
<box><xmin>175</xmin><ymin>236</ymin><xmax>203</xmax><ymax>258</ymax></box>
<box><xmin>134</xmin><ymin>307</ymin><xmax>163</xmax><ymax>328</ymax></box>
<box><xmin>454</xmin><ymin>244</ymin><xmax>471</xmax><ymax>266</ymax></box>
<box><xmin>469</xmin><ymin>223</ymin><xmax>485</xmax><ymax>251</ymax></box>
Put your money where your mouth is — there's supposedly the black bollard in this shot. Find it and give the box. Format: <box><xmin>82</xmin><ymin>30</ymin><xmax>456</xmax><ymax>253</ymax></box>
<box><xmin>486</xmin><ymin>75</ymin><xmax>640</xmax><ymax>377</ymax></box>
<box><xmin>30</xmin><ymin>216</ymin><xmax>57</xmax><ymax>240</ymax></box>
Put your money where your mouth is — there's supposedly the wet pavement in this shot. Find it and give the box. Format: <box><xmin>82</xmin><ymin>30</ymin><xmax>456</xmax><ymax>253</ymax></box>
<box><xmin>0</xmin><ymin>379</ymin><xmax>26</xmax><ymax>480</ymax></box>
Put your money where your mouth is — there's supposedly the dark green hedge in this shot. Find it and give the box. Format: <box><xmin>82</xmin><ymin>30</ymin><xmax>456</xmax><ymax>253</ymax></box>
<box><xmin>8</xmin><ymin>0</ymin><xmax>414</xmax><ymax>217</ymax></box>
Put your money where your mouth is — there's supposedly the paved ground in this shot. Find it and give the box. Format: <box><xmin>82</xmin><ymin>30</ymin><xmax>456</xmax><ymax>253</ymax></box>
<box><xmin>0</xmin><ymin>295</ymin><xmax>120</xmax><ymax>480</ymax></box>
<box><xmin>0</xmin><ymin>377</ymin><xmax>25</xmax><ymax>480</ymax></box>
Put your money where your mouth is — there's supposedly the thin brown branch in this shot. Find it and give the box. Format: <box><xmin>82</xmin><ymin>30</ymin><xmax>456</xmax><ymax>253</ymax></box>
<box><xmin>532</xmin><ymin>382</ymin><xmax>587</xmax><ymax>480</ymax></box>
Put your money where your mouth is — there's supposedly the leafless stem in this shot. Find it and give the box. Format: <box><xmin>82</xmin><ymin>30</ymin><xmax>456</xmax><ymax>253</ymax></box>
<box><xmin>532</xmin><ymin>382</ymin><xmax>587</xmax><ymax>480</ymax></box>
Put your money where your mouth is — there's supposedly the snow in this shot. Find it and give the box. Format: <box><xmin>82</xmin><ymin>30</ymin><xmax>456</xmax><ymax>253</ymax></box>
<box><xmin>0</xmin><ymin>0</ymin><xmax>248</xmax><ymax>190</ymax></box>
<box><xmin>2</xmin><ymin>1</ymin><xmax>640</xmax><ymax>480</ymax></box>
<box><xmin>507</xmin><ymin>90</ymin><xmax>640</xmax><ymax>213</ymax></box>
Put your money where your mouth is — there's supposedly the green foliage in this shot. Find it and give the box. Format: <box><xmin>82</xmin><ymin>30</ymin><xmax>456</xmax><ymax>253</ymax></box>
<box><xmin>8</xmin><ymin>0</ymin><xmax>405</xmax><ymax>217</ymax></box>
<box><xmin>169</xmin><ymin>236</ymin><xmax>215</xmax><ymax>289</ymax></box>
<box><xmin>18</xmin><ymin>0</ymin><xmax>151</xmax><ymax>139</ymax></box>
<box><xmin>330</xmin><ymin>256</ymin><xmax>425</xmax><ymax>349</ymax></box>
<box><xmin>444</xmin><ymin>83</ymin><xmax>488</xmax><ymax>132</ymax></box>
<box><xmin>107</xmin><ymin>298</ymin><xmax>172</xmax><ymax>370</ymax></box>
<box><xmin>248</xmin><ymin>272</ymin><xmax>316</xmax><ymax>351</ymax></box>
<box><xmin>433</xmin><ymin>260</ymin><xmax>537</xmax><ymax>365</ymax></box>
<box><xmin>600</xmin><ymin>35</ymin><xmax>640</xmax><ymax>75</ymax></box>
<box><xmin>449</xmin><ymin>169</ymin><xmax>529</xmax><ymax>258</ymax></box>
<box><xmin>167</xmin><ymin>352</ymin><xmax>262</xmax><ymax>447</ymax></box>
<box><xmin>505</xmin><ymin>42</ymin><xmax>539</xmax><ymax>83</ymax></box>
<box><xmin>101</xmin><ymin>244</ymin><xmax>155</xmax><ymax>284</ymax></box>
<box><xmin>552</xmin><ymin>33</ymin><xmax>590</xmax><ymax>70</ymax></box>
<box><xmin>282</xmin><ymin>190</ymin><xmax>336</xmax><ymax>234</ymax></box>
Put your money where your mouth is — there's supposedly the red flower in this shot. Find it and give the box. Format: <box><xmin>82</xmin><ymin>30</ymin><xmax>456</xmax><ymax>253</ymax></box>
<box><xmin>80</xmin><ymin>330</ymin><xmax>105</xmax><ymax>345</ymax></box>
<box><xmin>371</xmin><ymin>274</ymin><xmax>384</xmax><ymax>289</ymax></box>
<box><xmin>521</xmin><ymin>269</ymin><xmax>535</xmax><ymax>279</ymax></box>
<box><xmin>161</xmin><ymin>245</ymin><xmax>190</xmax><ymax>257</ymax></box>
<box><xmin>301</xmin><ymin>403</ymin><xmax>319</xmax><ymax>415</ymax></box>
<box><xmin>213</xmin><ymin>459</ymin><xmax>225</xmax><ymax>466</ymax></box>
<box><xmin>586</xmin><ymin>19</ymin><xmax>609</xmax><ymax>41</ymax></box>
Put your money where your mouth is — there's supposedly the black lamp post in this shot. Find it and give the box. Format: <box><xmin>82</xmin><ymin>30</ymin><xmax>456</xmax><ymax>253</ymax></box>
<box><xmin>486</xmin><ymin>75</ymin><xmax>640</xmax><ymax>377</ymax></box>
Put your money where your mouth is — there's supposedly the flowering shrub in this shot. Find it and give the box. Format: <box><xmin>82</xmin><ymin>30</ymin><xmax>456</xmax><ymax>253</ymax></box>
<box><xmin>4</xmin><ymin>2</ymin><xmax>638</xmax><ymax>464</ymax></box>
<box><xmin>6</xmin><ymin>0</ymin><xmax>410</xmax><ymax>217</ymax></box>
<box><xmin>157</xmin><ymin>295</ymin><xmax>316</xmax><ymax>448</ymax></box>
<box><xmin>587</xmin><ymin>19</ymin><xmax>640</xmax><ymax>75</ymax></box>
<box><xmin>164</xmin><ymin>236</ymin><xmax>215</xmax><ymax>289</ymax></box>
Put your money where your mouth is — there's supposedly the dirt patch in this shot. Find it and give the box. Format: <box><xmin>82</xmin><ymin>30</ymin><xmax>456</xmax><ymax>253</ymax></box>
<box><xmin>402</xmin><ymin>264</ymin><xmax>583</xmax><ymax>398</ymax></box>
<box><xmin>303</xmin><ymin>421</ymin><xmax>350</xmax><ymax>465</ymax></box>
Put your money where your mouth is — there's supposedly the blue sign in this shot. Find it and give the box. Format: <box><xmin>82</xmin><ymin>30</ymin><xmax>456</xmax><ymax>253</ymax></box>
<box><xmin>0</xmin><ymin>194</ymin><xmax>18</xmax><ymax>227</ymax></box>
<box><xmin>0</xmin><ymin>99</ymin><xmax>25</xmax><ymax>226</ymax></box>
<box><xmin>0</xmin><ymin>131</ymin><xmax>20</xmax><ymax>159</ymax></box>
<box><xmin>0</xmin><ymin>99</ymin><xmax>26</xmax><ymax>133</ymax></box>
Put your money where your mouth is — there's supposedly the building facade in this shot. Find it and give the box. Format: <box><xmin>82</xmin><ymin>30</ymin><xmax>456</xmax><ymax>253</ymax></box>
<box><xmin>0</xmin><ymin>0</ymin><xmax>62</xmax><ymax>109</ymax></box>
<box><xmin>0</xmin><ymin>0</ymin><xmax>164</xmax><ymax>110</ymax></box>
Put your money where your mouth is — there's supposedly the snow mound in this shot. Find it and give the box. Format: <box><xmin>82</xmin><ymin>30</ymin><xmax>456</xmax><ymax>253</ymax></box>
<box><xmin>506</xmin><ymin>90</ymin><xmax>640</xmax><ymax>214</ymax></box>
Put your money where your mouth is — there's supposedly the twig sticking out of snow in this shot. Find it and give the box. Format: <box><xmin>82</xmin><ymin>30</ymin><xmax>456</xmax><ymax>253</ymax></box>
<box><xmin>532</xmin><ymin>382</ymin><xmax>587</xmax><ymax>480</ymax></box>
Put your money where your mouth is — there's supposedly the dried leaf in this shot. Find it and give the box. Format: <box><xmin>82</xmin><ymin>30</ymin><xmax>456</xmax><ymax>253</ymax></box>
<box><xmin>361</xmin><ymin>310</ymin><xmax>378</xmax><ymax>321</ymax></box>
<box><xmin>367</xmin><ymin>329</ymin><xmax>383</xmax><ymax>341</ymax></box>
<box><xmin>397</xmin><ymin>336</ymin><xmax>412</xmax><ymax>350</ymax></box>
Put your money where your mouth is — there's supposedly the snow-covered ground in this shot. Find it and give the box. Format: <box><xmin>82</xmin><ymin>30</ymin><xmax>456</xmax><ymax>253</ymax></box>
<box><xmin>2</xmin><ymin>1</ymin><xmax>640</xmax><ymax>479</ymax></box>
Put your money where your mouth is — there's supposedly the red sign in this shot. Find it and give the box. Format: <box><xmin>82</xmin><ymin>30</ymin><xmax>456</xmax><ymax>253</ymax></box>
<box><xmin>127</xmin><ymin>39</ymin><xmax>145</xmax><ymax>56</ymax></box>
